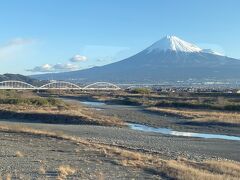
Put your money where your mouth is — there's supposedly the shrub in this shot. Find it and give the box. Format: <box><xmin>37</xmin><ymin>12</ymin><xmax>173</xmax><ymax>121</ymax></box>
<box><xmin>131</xmin><ymin>88</ymin><xmax>151</xmax><ymax>94</ymax></box>
<box><xmin>224</xmin><ymin>105</ymin><xmax>240</xmax><ymax>111</ymax></box>
<box><xmin>0</xmin><ymin>96</ymin><xmax>64</xmax><ymax>107</ymax></box>
<box><xmin>155</xmin><ymin>101</ymin><xmax>212</xmax><ymax>109</ymax></box>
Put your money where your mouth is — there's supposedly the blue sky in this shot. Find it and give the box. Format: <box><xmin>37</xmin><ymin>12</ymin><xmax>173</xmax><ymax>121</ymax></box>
<box><xmin>0</xmin><ymin>0</ymin><xmax>240</xmax><ymax>74</ymax></box>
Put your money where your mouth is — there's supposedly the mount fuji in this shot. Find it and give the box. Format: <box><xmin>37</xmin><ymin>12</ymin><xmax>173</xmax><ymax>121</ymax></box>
<box><xmin>32</xmin><ymin>36</ymin><xmax>240</xmax><ymax>83</ymax></box>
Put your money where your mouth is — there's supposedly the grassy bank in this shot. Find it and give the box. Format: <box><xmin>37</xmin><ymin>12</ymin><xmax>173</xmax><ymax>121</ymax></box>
<box><xmin>0</xmin><ymin>90</ymin><xmax>124</xmax><ymax>127</ymax></box>
<box><xmin>0</xmin><ymin>90</ymin><xmax>64</xmax><ymax>106</ymax></box>
<box><xmin>57</xmin><ymin>90</ymin><xmax>240</xmax><ymax>111</ymax></box>
<box><xmin>147</xmin><ymin>107</ymin><xmax>240</xmax><ymax>126</ymax></box>
<box><xmin>49</xmin><ymin>90</ymin><xmax>240</xmax><ymax>127</ymax></box>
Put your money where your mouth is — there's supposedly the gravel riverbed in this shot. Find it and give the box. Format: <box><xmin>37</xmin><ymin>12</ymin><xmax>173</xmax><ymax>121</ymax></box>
<box><xmin>0</xmin><ymin>98</ymin><xmax>239</xmax><ymax>178</ymax></box>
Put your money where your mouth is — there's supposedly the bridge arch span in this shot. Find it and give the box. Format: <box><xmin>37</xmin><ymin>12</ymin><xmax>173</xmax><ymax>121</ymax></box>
<box><xmin>0</xmin><ymin>81</ymin><xmax>36</xmax><ymax>89</ymax></box>
<box><xmin>0</xmin><ymin>80</ymin><xmax>122</xmax><ymax>90</ymax></box>
<box><xmin>126</xmin><ymin>85</ymin><xmax>150</xmax><ymax>90</ymax></box>
<box><xmin>83</xmin><ymin>82</ymin><xmax>121</xmax><ymax>90</ymax></box>
<box><xmin>39</xmin><ymin>81</ymin><xmax>81</xmax><ymax>89</ymax></box>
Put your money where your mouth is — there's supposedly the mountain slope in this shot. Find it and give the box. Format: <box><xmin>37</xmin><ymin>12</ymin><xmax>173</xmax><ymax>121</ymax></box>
<box><xmin>32</xmin><ymin>36</ymin><xmax>240</xmax><ymax>83</ymax></box>
<box><xmin>0</xmin><ymin>74</ymin><xmax>45</xmax><ymax>86</ymax></box>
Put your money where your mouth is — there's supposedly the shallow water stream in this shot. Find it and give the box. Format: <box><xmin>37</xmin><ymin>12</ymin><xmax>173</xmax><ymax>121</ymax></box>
<box><xmin>79</xmin><ymin>100</ymin><xmax>240</xmax><ymax>141</ymax></box>
<box><xmin>128</xmin><ymin>123</ymin><xmax>240</xmax><ymax>141</ymax></box>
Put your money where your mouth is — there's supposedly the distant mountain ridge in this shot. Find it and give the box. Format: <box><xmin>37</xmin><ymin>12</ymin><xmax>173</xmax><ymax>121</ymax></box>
<box><xmin>0</xmin><ymin>74</ymin><xmax>44</xmax><ymax>86</ymax></box>
<box><xmin>32</xmin><ymin>36</ymin><xmax>240</xmax><ymax>83</ymax></box>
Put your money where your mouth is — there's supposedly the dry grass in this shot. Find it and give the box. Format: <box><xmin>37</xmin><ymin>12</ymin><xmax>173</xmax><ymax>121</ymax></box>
<box><xmin>204</xmin><ymin>160</ymin><xmax>240</xmax><ymax>177</ymax></box>
<box><xmin>0</xmin><ymin>124</ymin><xmax>239</xmax><ymax>180</ymax></box>
<box><xmin>147</xmin><ymin>107</ymin><xmax>240</xmax><ymax>125</ymax></box>
<box><xmin>0</xmin><ymin>102</ymin><xmax>125</xmax><ymax>127</ymax></box>
<box><xmin>0</xmin><ymin>174</ymin><xmax>12</xmax><ymax>180</ymax></box>
<box><xmin>15</xmin><ymin>151</ymin><xmax>24</xmax><ymax>157</ymax></box>
<box><xmin>116</xmin><ymin>151</ymin><xmax>240</xmax><ymax>180</ymax></box>
<box><xmin>95</xmin><ymin>172</ymin><xmax>105</xmax><ymax>180</ymax></box>
<box><xmin>38</xmin><ymin>166</ymin><xmax>46</xmax><ymax>175</ymax></box>
<box><xmin>57</xmin><ymin>165</ymin><xmax>76</xmax><ymax>179</ymax></box>
<box><xmin>0</xmin><ymin>90</ymin><xmax>36</xmax><ymax>99</ymax></box>
<box><xmin>0</xmin><ymin>90</ymin><xmax>124</xmax><ymax>127</ymax></box>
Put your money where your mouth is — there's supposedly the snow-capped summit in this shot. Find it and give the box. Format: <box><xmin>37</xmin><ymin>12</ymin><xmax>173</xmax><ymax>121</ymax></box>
<box><xmin>147</xmin><ymin>35</ymin><xmax>202</xmax><ymax>53</ymax></box>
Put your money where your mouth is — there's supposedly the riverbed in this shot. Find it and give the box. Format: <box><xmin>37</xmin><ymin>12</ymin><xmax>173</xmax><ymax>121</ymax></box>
<box><xmin>70</xmin><ymin>99</ymin><xmax>240</xmax><ymax>139</ymax></box>
<box><xmin>1</xmin><ymin>98</ymin><xmax>240</xmax><ymax>162</ymax></box>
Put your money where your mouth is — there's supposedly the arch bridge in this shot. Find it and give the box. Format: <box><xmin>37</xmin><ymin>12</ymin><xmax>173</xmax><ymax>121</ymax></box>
<box><xmin>39</xmin><ymin>81</ymin><xmax>81</xmax><ymax>90</ymax></box>
<box><xmin>0</xmin><ymin>80</ymin><xmax>121</xmax><ymax>90</ymax></box>
<box><xmin>0</xmin><ymin>81</ymin><xmax>36</xmax><ymax>90</ymax></box>
<box><xmin>83</xmin><ymin>82</ymin><xmax>121</xmax><ymax>90</ymax></box>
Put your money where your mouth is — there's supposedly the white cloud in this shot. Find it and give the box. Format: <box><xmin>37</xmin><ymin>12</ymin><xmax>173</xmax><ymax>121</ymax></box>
<box><xmin>27</xmin><ymin>64</ymin><xmax>53</xmax><ymax>72</ymax></box>
<box><xmin>53</xmin><ymin>63</ymin><xmax>78</xmax><ymax>71</ymax></box>
<box><xmin>27</xmin><ymin>63</ymin><xmax>79</xmax><ymax>73</ymax></box>
<box><xmin>5</xmin><ymin>38</ymin><xmax>34</xmax><ymax>47</ymax></box>
<box><xmin>70</xmin><ymin>55</ymin><xmax>87</xmax><ymax>62</ymax></box>
<box><xmin>197</xmin><ymin>43</ymin><xmax>225</xmax><ymax>56</ymax></box>
<box><xmin>27</xmin><ymin>53</ymin><xmax>85</xmax><ymax>73</ymax></box>
<box><xmin>0</xmin><ymin>38</ymin><xmax>35</xmax><ymax>61</ymax></box>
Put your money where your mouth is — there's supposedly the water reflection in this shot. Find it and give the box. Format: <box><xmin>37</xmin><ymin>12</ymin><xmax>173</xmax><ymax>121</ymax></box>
<box><xmin>80</xmin><ymin>101</ymin><xmax>106</xmax><ymax>106</ymax></box>
<box><xmin>129</xmin><ymin>123</ymin><xmax>240</xmax><ymax>141</ymax></box>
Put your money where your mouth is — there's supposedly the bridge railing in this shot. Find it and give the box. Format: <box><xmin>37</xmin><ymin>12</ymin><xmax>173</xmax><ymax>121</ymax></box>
<box><xmin>39</xmin><ymin>81</ymin><xmax>82</xmax><ymax>89</ymax></box>
<box><xmin>0</xmin><ymin>80</ymin><xmax>122</xmax><ymax>90</ymax></box>
<box><xmin>0</xmin><ymin>81</ymin><xmax>36</xmax><ymax>89</ymax></box>
<box><xmin>82</xmin><ymin>82</ymin><xmax>121</xmax><ymax>90</ymax></box>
